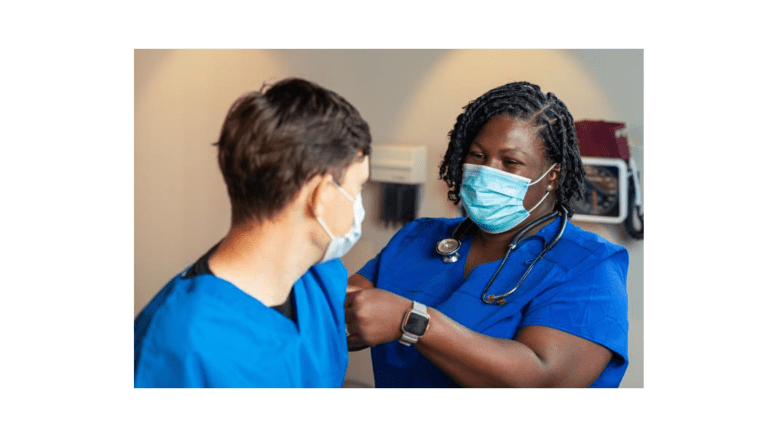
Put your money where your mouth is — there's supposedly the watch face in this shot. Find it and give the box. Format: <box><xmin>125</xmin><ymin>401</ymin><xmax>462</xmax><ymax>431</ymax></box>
<box><xmin>404</xmin><ymin>311</ymin><xmax>429</xmax><ymax>335</ymax></box>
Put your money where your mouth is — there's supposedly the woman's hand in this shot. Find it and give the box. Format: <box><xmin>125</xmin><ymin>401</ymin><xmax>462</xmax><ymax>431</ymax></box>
<box><xmin>344</xmin><ymin>287</ymin><xmax>412</xmax><ymax>351</ymax></box>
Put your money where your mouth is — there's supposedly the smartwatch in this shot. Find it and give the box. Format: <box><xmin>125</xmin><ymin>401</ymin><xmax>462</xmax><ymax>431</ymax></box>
<box><xmin>399</xmin><ymin>301</ymin><xmax>430</xmax><ymax>346</ymax></box>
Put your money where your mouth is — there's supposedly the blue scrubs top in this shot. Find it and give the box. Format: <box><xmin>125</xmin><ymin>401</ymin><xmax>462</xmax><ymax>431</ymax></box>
<box><xmin>134</xmin><ymin>259</ymin><xmax>349</xmax><ymax>388</ymax></box>
<box><xmin>358</xmin><ymin>217</ymin><xmax>629</xmax><ymax>388</ymax></box>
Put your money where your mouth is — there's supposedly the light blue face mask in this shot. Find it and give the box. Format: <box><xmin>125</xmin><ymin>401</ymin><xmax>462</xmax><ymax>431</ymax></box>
<box><xmin>315</xmin><ymin>183</ymin><xmax>365</xmax><ymax>264</ymax></box>
<box><xmin>460</xmin><ymin>163</ymin><xmax>555</xmax><ymax>234</ymax></box>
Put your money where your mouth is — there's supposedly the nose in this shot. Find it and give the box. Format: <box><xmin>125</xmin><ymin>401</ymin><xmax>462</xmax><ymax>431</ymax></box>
<box><xmin>483</xmin><ymin>157</ymin><xmax>504</xmax><ymax>172</ymax></box>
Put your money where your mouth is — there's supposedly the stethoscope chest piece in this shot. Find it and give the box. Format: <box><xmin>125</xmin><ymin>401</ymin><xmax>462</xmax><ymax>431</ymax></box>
<box><xmin>436</xmin><ymin>238</ymin><xmax>461</xmax><ymax>263</ymax></box>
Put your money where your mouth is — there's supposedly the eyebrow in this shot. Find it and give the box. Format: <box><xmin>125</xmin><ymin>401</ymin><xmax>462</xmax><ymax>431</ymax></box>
<box><xmin>471</xmin><ymin>140</ymin><xmax>527</xmax><ymax>155</ymax></box>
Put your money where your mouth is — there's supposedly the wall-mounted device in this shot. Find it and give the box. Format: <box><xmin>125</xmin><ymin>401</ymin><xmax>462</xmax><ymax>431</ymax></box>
<box><xmin>570</xmin><ymin>121</ymin><xmax>643</xmax><ymax>238</ymax></box>
<box><xmin>570</xmin><ymin>156</ymin><xmax>628</xmax><ymax>223</ymax></box>
<box><xmin>370</xmin><ymin>144</ymin><xmax>427</xmax><ymax>184</ymax></box>
<box><xmin>370</xmin><ymin>144</ymin><xmax>427</xmax><ymax>227</ymax></box>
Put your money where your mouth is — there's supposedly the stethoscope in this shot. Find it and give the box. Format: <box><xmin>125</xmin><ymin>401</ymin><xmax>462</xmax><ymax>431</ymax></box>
<box><xmin>435</xmin><ymin>206</ymin><xmax>568</xmax><ymax>305</ymax></box>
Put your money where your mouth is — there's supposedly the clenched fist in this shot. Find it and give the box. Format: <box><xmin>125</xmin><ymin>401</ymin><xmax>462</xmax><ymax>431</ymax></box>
<box><xmin>344</xmin><ymin>287</ymin><xmax>412</xmax><ymax>351</ymax></box>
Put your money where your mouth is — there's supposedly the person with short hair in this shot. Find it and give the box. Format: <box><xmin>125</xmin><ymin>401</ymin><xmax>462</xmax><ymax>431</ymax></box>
<box><xmin>135</xmin><ymin>78</ymin><xmax>371</xmax><ymax>388</ymax></box>
<box><xmin>345</xmin><ymin>81</ymin><xmax>629</xmax><ymax>388</ymax></box>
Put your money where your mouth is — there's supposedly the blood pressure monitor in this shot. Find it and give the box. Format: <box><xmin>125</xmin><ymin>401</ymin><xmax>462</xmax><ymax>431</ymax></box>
<box><xmin>570</xmin><ymin>157</ymin><xmax>629</xmax><ymax>224</ymax></box>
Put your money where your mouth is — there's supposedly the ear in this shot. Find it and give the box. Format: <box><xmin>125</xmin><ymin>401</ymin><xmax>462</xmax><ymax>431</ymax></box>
<box><xmin>306</xmin><ymin>173</ymin><xmax>333</xmax><ymax>218</ymax></box>
<box><xmin>547</xmin><ymin>163</ymin><xmax>561</xmax><ymax>191</ymax></box>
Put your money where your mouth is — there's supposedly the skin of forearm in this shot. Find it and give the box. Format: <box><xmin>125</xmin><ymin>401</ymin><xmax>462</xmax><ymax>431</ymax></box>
<box><xmin>347</xmin><ymin>275</ymin><xmax>607</xmax><ymax>387</ymax></box>
<box><xmin>414</xmin><ymin>308</ymin><xmax>548</xmax><ymax>388</ymax></box>
<box><xmin>348</xmin><ymin>275</ymin><xmax>549</xmax><ymax>387</ymax></box>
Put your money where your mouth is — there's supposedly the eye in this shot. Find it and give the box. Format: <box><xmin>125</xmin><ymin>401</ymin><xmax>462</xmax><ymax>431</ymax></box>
<box><xmin>502</xmin><ymin>159</ymin><xmax>520</xmax><ymax>166</ymax></box>
<box><xmin>468</xmin><ymin>151</ymin><xmax>484</xmax><ymax>159</ymax></box>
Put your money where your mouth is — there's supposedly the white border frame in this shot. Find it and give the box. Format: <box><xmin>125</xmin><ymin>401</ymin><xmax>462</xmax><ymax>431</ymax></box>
<box><xmin>572</xmin><ymin>156</ymin><xmax>628</xmax><ymax>223</ymax></box>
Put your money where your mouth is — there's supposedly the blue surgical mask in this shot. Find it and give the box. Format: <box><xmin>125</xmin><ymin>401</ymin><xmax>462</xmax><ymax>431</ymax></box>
<box><xmin>316</xmin><ymin>184</ymin><xmax>365</xmax><ymax>263</ymax></box>
<box><xmin>460</xmin><ymin>163</ymin><xmax>555</xmax><ymax>234</ymax></box>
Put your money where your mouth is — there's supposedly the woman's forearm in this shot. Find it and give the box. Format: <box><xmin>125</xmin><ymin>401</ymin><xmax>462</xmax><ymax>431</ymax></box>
<box><xmin>413</xmin><ymin>308</ymin><xmax>547</xmax><ymax>388</ymax></box>
<box><xmin>347</xmin><ymin>275</ymin><xmax>546</xmax><ymax>386</ymax></box>
<box><xmin>345</xmin><ymin>276</ymin><xmax>610</xmax><ymax>387</ymax></box>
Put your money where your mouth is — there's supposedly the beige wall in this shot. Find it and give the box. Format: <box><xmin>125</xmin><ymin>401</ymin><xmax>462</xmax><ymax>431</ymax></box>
<box><xmin>135</xmin><ymin>49</ymin><xmax>644</xmax><ymax>388</ymax></box>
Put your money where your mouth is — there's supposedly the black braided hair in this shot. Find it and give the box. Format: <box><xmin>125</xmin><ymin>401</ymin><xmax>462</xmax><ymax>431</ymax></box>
<box><xmin>439</xmin><ymin>81</ymin><xmax>585</xmax><ymax>216</ymax></box>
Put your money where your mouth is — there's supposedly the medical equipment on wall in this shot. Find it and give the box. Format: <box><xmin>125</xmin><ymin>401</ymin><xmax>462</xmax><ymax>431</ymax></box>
<box><xmin>570</xmin><ymin>121</ymin><xmax>644</xmax><ymax>239</ymax></box>
<box><xmin>370</xmin><ymin>144</ymin><xmax>427</xmax><ymax>227</ymax></box>
<box><xmin>435</xmin><ymin>207</ymin><xmax>568</xmax><ymax>305</ymax></box>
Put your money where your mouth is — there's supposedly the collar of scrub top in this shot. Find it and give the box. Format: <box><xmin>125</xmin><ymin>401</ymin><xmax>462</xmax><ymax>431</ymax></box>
<box><xmin>527</xmin><ymin>213</ymin><xmax>564</xmax><ymax>247</ymax></box>
<box><xmin>454</xmin><ymin>208</ymin><xmax>568</xmax><ymax>305</ymax></box>
<box><xmin>453</xmin><ymin>211</ymin><xmax>564</xmax><ymax>252</ymax></box>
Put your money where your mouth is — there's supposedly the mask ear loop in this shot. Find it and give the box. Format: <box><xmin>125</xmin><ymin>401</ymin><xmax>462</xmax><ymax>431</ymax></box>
<box><xmin>527</xmin><ymin>164</ymin><xmax>558</xmax><ymax>187</ymax></box>
<box><xmin>315</xmin><ymin>181</ymin><xmax>356</xmax><ymax>242</ymax></box>
<box><xmin>526</xmin><ymin>191</ymin><xmax>551</xmax><ymax>215</ymax></box>
<box><xmin>524</xmin><ymin>164</ymin><xmax>558</xmax><ymax>214</ymax></box>
<box><xmin>334</xmin><ymin>184</ymin><xmax>355</xmax><ymax>202</ymax></box>
<box><xmin>315</xmin><ymin>216</ymin><xmax>336</xmax><ymax>242</ymax></box>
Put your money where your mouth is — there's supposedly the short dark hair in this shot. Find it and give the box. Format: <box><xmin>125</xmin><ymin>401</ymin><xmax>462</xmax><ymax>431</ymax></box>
<box><xmin>214</xmin><ymin>78</ymin><xmax>371</xmax><ymax>225</ymax></box>
<box><xmin>439</xmin><ymin>81</ymin><xmax>585</xmax><ymax>216</ymax></box>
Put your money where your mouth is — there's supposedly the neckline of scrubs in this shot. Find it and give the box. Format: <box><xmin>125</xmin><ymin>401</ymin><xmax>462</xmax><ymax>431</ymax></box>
<box><xmin>192</xmin><ymin>273</ymin><xmax>302</xmax><ymax>334</ymax></box>
<box><xmin>458</xmin><ymin>215</ymin><xmax>563</xmax><ymax>282</ymax></box>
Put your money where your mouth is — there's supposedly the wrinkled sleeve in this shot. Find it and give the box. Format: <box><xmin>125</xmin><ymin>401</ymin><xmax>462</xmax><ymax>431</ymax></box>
<box><xmin>521</xmin><ymin>249</ymin><xmax>629</xmax><ymax>362</ymax></box>
<box><xmin>355</xmin><ymin>219</ymin><xmax>430</xmax><ymax>285</ymax></box>
<box><xmin>356</xmin><ymin>254</ymin><xmax>381</xmax><ymax>284</ymax></box>
<box><xmin>136</xmin><ymin>312</ymin><xmax>295</xmax><ymax>388</ymax></box>
<box><xmin>134</xmin><ymin>331</ymin><xmax>208</xmax><ymax>388</ymax></box>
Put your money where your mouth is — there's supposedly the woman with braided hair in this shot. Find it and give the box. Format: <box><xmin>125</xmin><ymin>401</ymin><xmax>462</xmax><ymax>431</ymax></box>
<box><xmin>345</xmin><ymin>81</ymin><xmax>629</xmax><ymax>387</ymax></box>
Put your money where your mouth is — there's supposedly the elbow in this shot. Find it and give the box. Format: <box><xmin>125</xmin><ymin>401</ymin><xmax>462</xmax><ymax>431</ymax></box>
<box><xmin>503</xmin><ymin>353</ymin><xmax>565</xmax><ymax>388</ymax></box>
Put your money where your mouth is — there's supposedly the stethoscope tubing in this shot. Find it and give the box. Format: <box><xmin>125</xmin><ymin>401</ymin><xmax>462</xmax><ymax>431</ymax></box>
<box><xmin>445</xmin><ymin>207</ymin><xmax>568</xmax><ymax>305</ymax></box>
